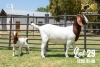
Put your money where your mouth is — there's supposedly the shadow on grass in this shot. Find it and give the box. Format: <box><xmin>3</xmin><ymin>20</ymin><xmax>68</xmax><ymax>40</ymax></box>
<box><xmin>47</xmin><ymin>54</ymin><xmax>65</xmax><ymax>57</ymax></box>
<box><xmin>47</xmin><ymin>54</ymin><xmax>89</xmax><ymax>59</ymax></box>
<box><xmin>47</xmin><ymin>54</ymin><xmax>77</xmax><ymax>58</ymax></box>
<box><xmin>13</xmin><ymin>52</ymin><xmax>29</xmax><ymax>57</ymax></box>
<box><xmin>0</xmin><ymin>46</ymin><xmax>10</xmax><ymax>50</ymax></box>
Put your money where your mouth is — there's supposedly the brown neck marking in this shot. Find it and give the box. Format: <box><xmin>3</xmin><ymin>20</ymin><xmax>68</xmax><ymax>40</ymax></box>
<box><xmin>73</xmin><ymin>19</ymin><xmax>81</xmax><ymax>41</ymax></box>
<box><xmin>73</xmin><ymin>14</ymin><xmax>87</xmax><ymax>41</ymax></box>
<box><xmin>13</xmin><ymin>32</ymin><xmax>18</xmax><ymax>44</ymax></box>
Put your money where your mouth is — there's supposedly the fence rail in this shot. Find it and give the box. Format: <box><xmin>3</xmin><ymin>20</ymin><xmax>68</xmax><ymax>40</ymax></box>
<box><xmin>0</xmin><ymin>14</ymin><xmax>100</xmax><ymax>51</ymax></box>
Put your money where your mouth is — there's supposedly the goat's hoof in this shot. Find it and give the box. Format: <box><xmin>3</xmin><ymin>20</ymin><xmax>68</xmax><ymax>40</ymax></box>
<box><xmin>18</xmin><ymin>53</ymin><xmax>23</xmax><ymax>56</ymax></box>
<box><xmin>27</xmin><ymin>52</ymin><xmax>30</xmax><ymax>54</ymax></box>
<box><xmin>65</xmin><ymin>55</ymin><xmax>69</xmax><ymax>58</ymax></box>
<box><xmin>44</xmin><ymin>54</ymin><xmax>47</xmax><ymax>56</ymax></box>
<box><xmin>18</xmin><ymin>55</ymin><xmax>21</xmax><ymax>56</ymax></box>
<box><xmin>42</xmin><ymin>56</ymin><xmax>45</xmax><ymax>58</ymax></box>
<box><xmin>42</xmin><ymin>57</ymin><xmax>45</xmax><ymax>58</ymax></box>
<box><xmin>74</xmin><ymin>55</ymin><xmax>79</xmax><ymax>58</ymax></box>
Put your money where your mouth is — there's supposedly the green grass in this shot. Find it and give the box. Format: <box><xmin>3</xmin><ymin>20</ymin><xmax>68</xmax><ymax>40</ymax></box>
<box><xmin>0</xmin><ymin>31</ymin><xmax>100</xmax><ymax>67</ymax></box>
<box><xmin>0</xmin><ymin>48</ymin><xmax>99</xmax><ymax>67</ymax></box>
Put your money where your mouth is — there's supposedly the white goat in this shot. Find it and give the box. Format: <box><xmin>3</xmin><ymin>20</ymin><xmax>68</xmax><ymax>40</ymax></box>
<box><xmin>12</xmin><ymin>31</ymin><xmax>30</xmax><ymax>56</ymax></box>
<box><xmin>31</xmin><ymin>14</ymin><xmax>88</xmax><ymax>58</ymax></box>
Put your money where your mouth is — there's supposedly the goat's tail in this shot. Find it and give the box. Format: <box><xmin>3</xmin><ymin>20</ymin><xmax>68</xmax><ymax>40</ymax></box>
<box><xmin>31</xmin><ymin>23</ymin><xmax>39</xmax><ymax>29</ymax></box>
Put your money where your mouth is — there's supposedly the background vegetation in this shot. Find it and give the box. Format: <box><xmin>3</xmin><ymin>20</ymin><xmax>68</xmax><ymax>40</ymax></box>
<box><xmin>37</xmin><ymin>0</ymin><xmax>100</xmax><ymax>34</ymax></box>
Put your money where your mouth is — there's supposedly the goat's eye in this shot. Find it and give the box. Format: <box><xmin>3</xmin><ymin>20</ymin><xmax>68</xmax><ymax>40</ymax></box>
<box><xmin>81</xmin><ymin>19</ymin><xmax>84</xmax><ymax>22</ymax></box>
<box><xmin>82</xmin><ymin>19</ymin><xmax>86</xmax><ymax>24</ymax></box>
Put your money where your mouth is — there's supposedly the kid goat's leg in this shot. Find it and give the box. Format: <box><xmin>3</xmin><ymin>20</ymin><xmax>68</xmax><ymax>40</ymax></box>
<box><xmin>13</xmin><ymin>44</ymin><xmax>15</xmax><ymax>56</ymax></box>
<box><xmin>18</xmin><ymin>45</ymin><xmax>22</xmax><ymax>56</ymax></box>
<box><xmin>26</xmin><ymin>43</ymin><xmax>30</xmax><ymax>54</ymax></box>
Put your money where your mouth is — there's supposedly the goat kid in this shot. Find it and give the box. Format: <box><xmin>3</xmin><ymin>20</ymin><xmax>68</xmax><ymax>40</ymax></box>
<box><xmin>31</xmin><ymin>14</ymin><xmax>88</xmax><ymax>58</ymax></box>
<box><xmin>12</xmin><ymin>31</ymin><xmax>30</xmax><ymax>56</ymax></box>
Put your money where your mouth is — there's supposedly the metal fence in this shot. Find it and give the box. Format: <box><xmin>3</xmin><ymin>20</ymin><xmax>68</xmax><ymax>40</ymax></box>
<box><xmin>0</xmin><ymin>14</ymin><xmax>100</xmax><ymax>51</ymax></box>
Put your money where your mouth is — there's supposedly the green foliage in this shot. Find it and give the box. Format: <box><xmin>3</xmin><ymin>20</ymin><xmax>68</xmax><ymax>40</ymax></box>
<box><xmin>82</xmin><ymin>0</ymin><xmax>100</xmax><ymax>34</ymax></box>
<box><xmin>49</xmin><ymin>0</ymin><xmax>81</xmax><ymax>21</ymax></box>
<box><xmin>86</xmin><ymin>3</ymin><xmax>98</xmax><ymax>22</ymax></box>
<box><xmin>37</xmin><ymin>7</ymin><xmax>47</xmax><ymax>12</ymax></box>
<box><xmin>95</xmin><ymin>0</ymin><xmax>100</xmax><ymax>3</ymax></box>
<box><xmin>37</xmin><ymin>5</ymin><xmax>49</xmax><ymax>12</ymax></box>
<box><xmin>95</xmin><ymin>1</ymin><xmax>100</xmax><ymax>33</ymax></box>
<box><xmin>82</xmin><ymin>0</ymin><xmax>95</xmax><ymax>4</ymax></box>
<box><xmin>49</xmin><ymin>0</ymin><xmax>81</xmax><ymax>15</ymax></box>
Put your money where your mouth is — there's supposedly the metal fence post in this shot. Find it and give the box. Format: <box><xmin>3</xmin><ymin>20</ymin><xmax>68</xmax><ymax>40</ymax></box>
<box><xmin>45</xmin><ymin>14</ymin><xmax>49</xmax><ymax>24</ymax></box>
<box><xmin>64</xmin><ymin>13</ymin><xmax>67</xmax><ymax>52</ymax></box>
<box><xmin>45</xmin><ymin>14</ymin><xmax>49</xmax><ymax>51</ymax></box>
<box><xmin>9</xmin><ymin>15</ymin><xmax>12</xmax><ymax>49</ymax></box>
<box><xmin>84</xmin><ymin>25</ymin><xmax>87</xmax><ymax>51</ymax></box>
<box><xmin>64</xmin><ymin>13</ymin><xmax>67</xmax><ymax>27</ymax></box>
<box><xmin>26</xmin><ymin>14</ymin><xmax>29</xmax><ymax>43</ymax></box>
<box><xmin>32</xmin><ymin>14</ymin><xmax>34</xmax><ymax>36</ymax></box>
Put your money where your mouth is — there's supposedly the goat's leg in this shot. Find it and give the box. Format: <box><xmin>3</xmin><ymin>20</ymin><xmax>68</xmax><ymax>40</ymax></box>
<box><xmin>40</xmin><ymin>32</ymin><xmax>48</xmax><ymax>58</ymax></box>
<box><xmin>65</xmin><ymin>40</ymin><xmax>72</xmax><ymax>57</ymax></box>
<box><xmin>41</xmin><ymin>41</ymin><xmax>47</xmax><ymax>58</ymax></box>
<box><xmin>72</xmin><ymin>42</ymin><xmax>78</xmax><ymax>58</ymax></box>
<box><xmin>41</xmin><ymin>36</ymin><xmax>48</xmax><ymax>58</ymax></box>
<box><xmin>18</xmin><ymin>46</ymin><xmax>22</xmax><ymax>56</ymax></box>
<box><xmin>73</xmin><ymin>47</ymin><xmax>79</xmax><ymax>58</ymax></box>
<box><xmin>71</xmin><ymin>42</ymin><xmax>76</xmax><ymax>54</ymax></box>
<box><xmin>26</xmin><ymin>44</ymin><xmax>30</xmax><ymax>54</ymax></box>
<box><xmin>44</xmin><ymin>41</ymin><xmax>49</xmax><ymax>56</ymax></box>
<box><xmin>13</xmin><ymin>45</ymin><xmax>15</xmax><ymax>56</ymax></box>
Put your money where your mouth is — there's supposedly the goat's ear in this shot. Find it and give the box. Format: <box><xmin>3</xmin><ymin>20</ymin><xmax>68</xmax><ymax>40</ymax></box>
<box><xmin>77</xmin><ymin>16</ymin><xmax>84</xmax><ymax>26</ymax></box>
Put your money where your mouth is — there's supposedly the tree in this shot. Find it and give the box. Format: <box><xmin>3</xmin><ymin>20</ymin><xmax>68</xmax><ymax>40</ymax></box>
<box><xmin>95</xmin><ymin>0</ymin><xmax>100</xmax><ymax>34</ymax></box>
<box><xmin>37</xmin><ymin>5</ymin><xmax>50</xmax><ymax>12</ymax></box>
<box><xmin>0</xmin><ymin>9</ymin><xmax>7</xmax><ymax>16</ymax></box>
<box><xmin>37</xmin><ymin>7</ymin><xmax>46</xmax><ymax>12</ymax></box>
<box><xmin>49</xmin><ymin>0</ymin><xmax>61</xmax><ymax>16</ymax></box>
<box><xmin>95</xmin><ymin>0</ymin><xmax>100</xmax><ymax>19</ymax></box>
<box><xmin>81</xmin><ymin>0</ymin><xmax>100</xmax><ymax>34</ymax></box>
<box><xmin>49</xmin><ymin>0</ymin><xmax>81</xmax><ymax>21</ymax></box>
<box><xmin>49</xmin><ymin>0</ymin><xmax>81</xmax><ymax>15</ymax></box>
